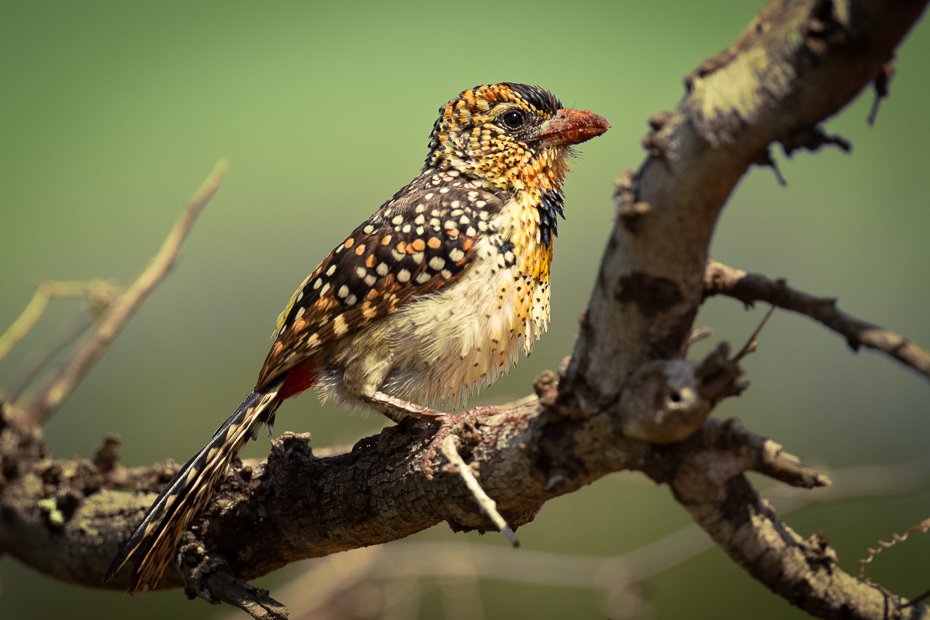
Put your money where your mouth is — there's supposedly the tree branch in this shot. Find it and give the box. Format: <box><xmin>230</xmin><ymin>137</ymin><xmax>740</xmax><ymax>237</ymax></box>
<box><xmin>0</xmin><ymin>279</ymin><xmax>122</xmax><ymax>366</ymax></box>
<box><xmin>705</xmin><ymin>258</ymin><xmax>930</xmax><ymax>382</ymax></box>
<box><xmin>0</xmin><ymin>373</ymin><xmax>820</xmax><ymax>590</ymax></box>
<box><xmin>24</xmin><ymin>160</ymin><xmax>228</xmax><ymax>425</ymax></box>
<box><xmin>245</xmin><ymin>456</ymin><xmax>930</xmax><ymax>619</ymax></box>
<box><xmin>562</xmin><ymin>0</ymin><xmax>929</xmax><ymax>408</ymax></box>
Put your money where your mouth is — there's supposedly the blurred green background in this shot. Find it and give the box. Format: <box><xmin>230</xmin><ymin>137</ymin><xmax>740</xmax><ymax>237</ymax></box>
<box><xmin>1</xmin><ymin>0</ymin><xmax>928</xmax><ymax>618</ymax></box>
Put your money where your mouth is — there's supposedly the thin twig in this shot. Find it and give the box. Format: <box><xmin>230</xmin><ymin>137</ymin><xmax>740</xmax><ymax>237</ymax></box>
<box><xmin>688</xmin><ymin>325</ymin><xmax>714</xmax><ymax>345</ymax></box>
<box><xmin>440</xmin><ymin>435</ymin><xmax>520</xmax><ymax>547</ymax></box>
<box><xmin>25</xmin><ymin>160</ymin><xmax>228</xmax><ymax>425</ymax></box>
<box><xmin>0</xmin><ymin>279</ymin><xmax>121</xmax><ymax>364</ymax></box>
<box><xmin>732</xmin><ymin>305</ymin><xmax>776</xmax><ymax>363</ymax></box>
<box><xmin>9</xmin><ymin>312</ymin><xmax>94</xmax><ymax>403</ymax></box>
<box><xmin>859</xmin><ymin>518</ymin><xmax>930</xmax><ymax>579</ymax></box>
<box><xmin>203</xmin><ymin>569</ymin><xmax>289</xmax><ymax>620</ymax></box>
<box><xmin>704</xmin><ymin>259</ymin><xmax>930</xmax><ymax>382</ymax></box>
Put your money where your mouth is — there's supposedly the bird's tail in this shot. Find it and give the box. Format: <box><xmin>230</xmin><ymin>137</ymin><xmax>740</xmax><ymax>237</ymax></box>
<box><xmin>104</xmin><ymin>387</ymin><xmax>282</xmax><ymax>596</ymax></box>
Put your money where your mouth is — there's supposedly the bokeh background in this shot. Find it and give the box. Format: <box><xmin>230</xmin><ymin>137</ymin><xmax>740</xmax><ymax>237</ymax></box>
<box><xmin>1</xmin><ymin>1</ymin><xmax>928</xmax><ymax>618</ymax></box>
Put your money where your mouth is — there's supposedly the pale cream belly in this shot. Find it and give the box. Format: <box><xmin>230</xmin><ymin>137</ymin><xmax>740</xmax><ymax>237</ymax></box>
<box><xmin>316</xmin><ymin>236</ymin><xmax>550</xmax><ymax>410</ymax></box>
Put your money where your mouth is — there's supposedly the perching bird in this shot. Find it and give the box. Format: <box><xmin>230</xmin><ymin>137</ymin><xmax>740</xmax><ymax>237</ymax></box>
<box><xmin>105</xmin><ymin>82</ymin><xmax>608</xmax><ymax>595</ymax></box>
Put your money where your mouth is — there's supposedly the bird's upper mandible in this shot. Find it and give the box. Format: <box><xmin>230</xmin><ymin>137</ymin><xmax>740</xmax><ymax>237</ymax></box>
<box><xmin>424</xmin><ymin>83</ymin><xmax>610</xmax><ymax>191</ymax></box>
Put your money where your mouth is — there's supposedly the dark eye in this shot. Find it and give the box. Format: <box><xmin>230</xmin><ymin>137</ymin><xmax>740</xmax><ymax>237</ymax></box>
<box><xmin>501</xmin><ymin>110</ymin><xmax>525</xmax><ymax>129</ymax></box>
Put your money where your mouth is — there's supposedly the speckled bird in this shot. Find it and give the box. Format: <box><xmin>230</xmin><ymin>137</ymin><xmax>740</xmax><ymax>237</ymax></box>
<box><xmin>105</xmin><ymin>83</ymin><xmax>608</xmax><ymax>595</ymax></box>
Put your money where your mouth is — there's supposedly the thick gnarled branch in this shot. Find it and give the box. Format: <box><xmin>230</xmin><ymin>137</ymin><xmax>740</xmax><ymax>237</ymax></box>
<box><xmin>560</xmin><ymin>0</ymin><xmax>929</xmax><ymax>617</ymax></box>
<box><xmin>0</xmin><ymin>362</ymin><xmax>814</xmax><ymax>593</ymax></box>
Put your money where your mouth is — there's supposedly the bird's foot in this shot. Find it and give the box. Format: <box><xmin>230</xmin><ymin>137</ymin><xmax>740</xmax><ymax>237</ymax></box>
<box><xmin>366</xmin><ymin>393</ymin><xmax>508</xmax><ymax>479</ymax></box>
<box><xmin>421</xmin><ymin>405</ymin><xmax>505</xmax><ymax>480</ymax></box>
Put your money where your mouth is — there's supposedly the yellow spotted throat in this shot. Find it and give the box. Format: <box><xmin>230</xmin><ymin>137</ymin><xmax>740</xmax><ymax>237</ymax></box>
<box><xmin>105</xmin><ymin>83</ymin><xmax>608</xmax><ymax>595</ymax></box>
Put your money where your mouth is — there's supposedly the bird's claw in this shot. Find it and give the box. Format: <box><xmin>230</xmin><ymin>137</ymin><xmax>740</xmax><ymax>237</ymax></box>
<box><xmin>421</xmin><ymin>406</ymin><xmax>502</xmax><ymax>480</ymax></box>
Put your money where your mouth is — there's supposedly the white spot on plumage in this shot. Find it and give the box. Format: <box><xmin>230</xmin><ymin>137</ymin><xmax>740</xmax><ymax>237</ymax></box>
<box><xmin>449</xmin><ymin>248</ymin><xmax>465</xmax><ymax>262</ymax></box>
<box><xmin>377</xmin><ymin>263</ymin><xmax>389</xmax><ymax>276</ymax></box>
<box><xmin>338</xmin><ymin>285</ymin><xmax>349</xmax><ymax>298</ymax></box>
<box><xmin>429</xmin><ymin>256</ymin><xmax>445</xmax><ymax>270</ymax></box>
<box><xmin>416</xmin><ymin>272</ymin><xmax>431</xmax><ymax>284</ymax></box>
<box><xmin>326</xmin><ymin>264</ymin><xmax>337</xmax><ymax>276</ymax></box>
<box><xmin>398</xmin><ymin>269</ymin><xmax>411</xmax><ymax>283</ymax></box>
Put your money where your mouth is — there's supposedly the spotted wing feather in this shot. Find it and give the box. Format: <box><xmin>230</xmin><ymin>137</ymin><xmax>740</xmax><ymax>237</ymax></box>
<box><xmin>256</xmin><ymin>180</ymin><xmax>505</xmax><ymax>390</ymax></box>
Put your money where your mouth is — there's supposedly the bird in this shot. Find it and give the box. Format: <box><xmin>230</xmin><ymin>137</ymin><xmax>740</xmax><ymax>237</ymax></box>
<box><xmin>104</xmin><ymin>82</ymin><xmax>609</xmax><ymax>596</ymax></box>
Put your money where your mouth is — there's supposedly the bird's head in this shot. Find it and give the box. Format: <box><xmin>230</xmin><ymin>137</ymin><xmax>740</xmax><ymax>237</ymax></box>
<box><xmin>425</xmin><ymin>83</ymin><xmax>609</xmax><ymax>194</ymax></box>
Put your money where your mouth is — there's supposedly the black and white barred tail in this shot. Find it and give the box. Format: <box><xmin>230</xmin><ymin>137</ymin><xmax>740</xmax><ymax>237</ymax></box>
<box><xmin>104</xmin><ymin>386</ymin><xmax>281</xmax><ymax>595</ymax></box>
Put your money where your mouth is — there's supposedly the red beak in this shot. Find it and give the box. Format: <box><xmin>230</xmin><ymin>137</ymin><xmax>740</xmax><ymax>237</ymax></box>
<box><xmin>535</xmin><ymin>109</ymin><xmax>610</xmax><ymax>147</ymax></box>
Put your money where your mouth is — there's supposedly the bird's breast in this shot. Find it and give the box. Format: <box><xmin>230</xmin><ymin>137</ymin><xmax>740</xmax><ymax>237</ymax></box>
<box><xmin>374</xmin><ymin>197</ymin><xmax>552</xmax><ymax>407</ymax></box>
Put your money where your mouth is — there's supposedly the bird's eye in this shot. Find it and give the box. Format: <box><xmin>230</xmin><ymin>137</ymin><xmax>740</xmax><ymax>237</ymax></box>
<box><xmin>501</xmin><ymin>110</ymin><xmax>525</xmax><ymax>129</ymax></box>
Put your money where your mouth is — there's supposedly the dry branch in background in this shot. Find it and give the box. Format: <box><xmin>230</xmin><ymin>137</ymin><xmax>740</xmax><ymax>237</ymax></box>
<box><xmin>1</xmin><ymin>1</ymin><xmax>929</xmax><ymax>619</ymax></box>
<box><xmin>705</xmin><ymin>258</ymin><xmax>930</xmax><ymax>382</ymax></box>
<box><xmin>23</xmin><ymin>160</ymin><xmax>228</xmax><ymax>426</ymax></box>
<box><xmin>0</xmin><ymin>279</ymin><xmax>122</xmax><ymax>365</ymax></box>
